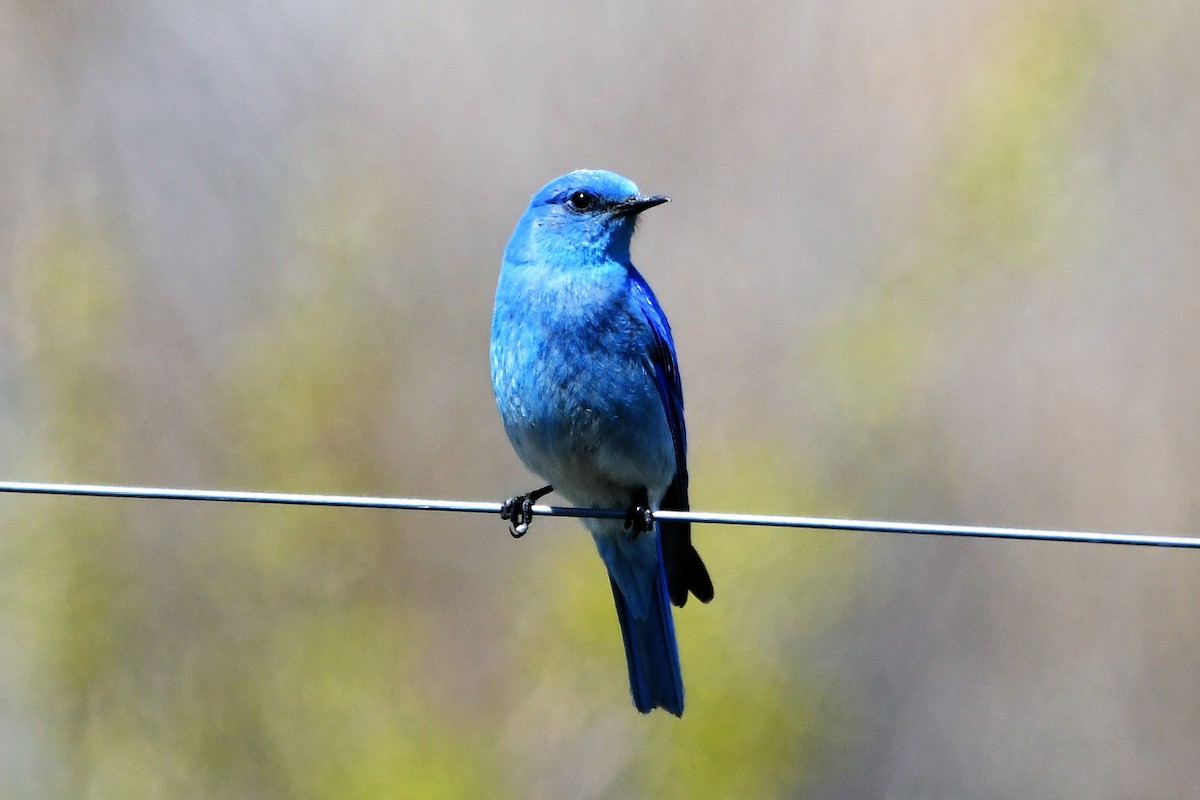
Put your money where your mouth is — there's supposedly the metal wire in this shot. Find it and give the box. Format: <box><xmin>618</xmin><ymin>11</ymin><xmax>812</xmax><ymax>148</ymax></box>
<box><xmin>2</xmin><ymin>479</ymin><xmax>1197</xmax><ymax>549</ymax></box>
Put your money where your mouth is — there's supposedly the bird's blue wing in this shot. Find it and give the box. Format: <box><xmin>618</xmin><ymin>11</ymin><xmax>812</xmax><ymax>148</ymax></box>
<box><xmin>629</xmin><ymin>268</ymin><xmax>713</xmax><ymax>607</ymax></box>
<box><xmin>628</xmin><ymin>268</ymin><xmax>687</xmax><ymax>491</ymax></box>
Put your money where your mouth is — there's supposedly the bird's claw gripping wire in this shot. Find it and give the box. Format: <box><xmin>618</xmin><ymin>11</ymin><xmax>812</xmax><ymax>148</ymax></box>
<box><xmin>501</xmin><ymin>484</ymin><xmax>553</xmax><ymax>538</ymax></box>
<box><xmin>623</xmin><ymin>487</ymin><xmax>654</xmax><ymax>539</ymax></box>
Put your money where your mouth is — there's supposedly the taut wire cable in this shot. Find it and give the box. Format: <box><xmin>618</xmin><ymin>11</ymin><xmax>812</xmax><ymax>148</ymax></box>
<box><xmin>1</xmin><ymin>480</ymin><xmax>1197</xmax><ymax>549</ymax></box>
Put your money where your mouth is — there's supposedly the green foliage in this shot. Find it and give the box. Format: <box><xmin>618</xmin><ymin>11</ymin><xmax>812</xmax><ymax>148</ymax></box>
<box><xmin>2</xmin><ymin>225</ymin><xmax>138</xmax><ymax>796</ymax></box>
<box><xmin>815</xmin><ymin>0</ymin><xmax>1113</xmax><ymax>423</ymax></box>
<box><xmin>9</xmin><ymin>226</ymin><xmax>131</xmax><ymax>470</ymax></box>
<box><xmin>205</xmin><ymin>197</ymin><xmax>505</xmax><ymax>797</ymax></box>
<box><xmin>3</xmin><ymin>211</ymin><xmax>506</xmax><ymax>797</ymax></box>
<box><xmin>508</xmin><ymin>449</ymin><xmax>858</xmax><ymax>796</ymax></box>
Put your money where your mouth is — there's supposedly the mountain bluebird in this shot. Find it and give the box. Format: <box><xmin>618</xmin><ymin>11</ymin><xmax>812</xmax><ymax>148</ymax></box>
<box><xmin>490</xmin><ymin>169</ymin><xmax>713</xmax><ymax>716</ymax></box>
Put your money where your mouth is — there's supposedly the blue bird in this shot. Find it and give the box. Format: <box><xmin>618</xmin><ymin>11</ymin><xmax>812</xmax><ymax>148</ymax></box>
<box><xmin>491</xmin><ymin>169</ymin><xmax>713</xmax><ymax>716</ymax></box>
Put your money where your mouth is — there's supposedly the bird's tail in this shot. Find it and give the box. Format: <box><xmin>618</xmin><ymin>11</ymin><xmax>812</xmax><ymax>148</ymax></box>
<box><xmin>608</xmin><ymin>533</ymin><xmax>685</xmax><ymax>716</ymax></box>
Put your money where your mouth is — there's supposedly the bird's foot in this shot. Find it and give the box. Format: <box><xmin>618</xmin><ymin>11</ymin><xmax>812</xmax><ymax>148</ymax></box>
<box><xmin>500</xmin><ymin>484</ymin><xmax>553</xmax><ymax>538</ymax></box>
<box><xmin>623</xmin><ymin>487</ymin><xmax>654</xmax><ymax>538</ymax></box>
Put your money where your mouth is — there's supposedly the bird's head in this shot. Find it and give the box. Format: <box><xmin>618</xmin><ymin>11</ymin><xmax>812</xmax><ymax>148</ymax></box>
<box><xmin>505</xmin><ymin>169</ymin><xmax>668</xmax><ymax>268</ymax></box>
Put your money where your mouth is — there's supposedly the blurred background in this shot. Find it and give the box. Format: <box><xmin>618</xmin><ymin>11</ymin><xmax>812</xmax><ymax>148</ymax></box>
<box><xmin>2</xmin><ymin>0</ymin><xmax>1198</xmax><ymax>796</ymax></box>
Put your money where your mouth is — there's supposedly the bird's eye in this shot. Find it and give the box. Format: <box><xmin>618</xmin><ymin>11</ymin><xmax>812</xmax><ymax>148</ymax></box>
<box><xmin>566</xmin><ymin>191</ymin><xmax>596</xmax><ymax>212</ymax></box>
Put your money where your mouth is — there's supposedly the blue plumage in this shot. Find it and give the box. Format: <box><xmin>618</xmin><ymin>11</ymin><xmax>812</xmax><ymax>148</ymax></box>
<box><xmin>491</xmin><ymin>170</ymin><xmax>712</xmax><ymax>716</ymax></box>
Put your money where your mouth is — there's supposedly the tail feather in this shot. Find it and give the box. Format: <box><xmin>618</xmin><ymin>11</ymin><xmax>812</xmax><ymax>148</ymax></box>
<box><xmin>608</xmin><ymin>536</ymin><xmax>684</xmax><ymax>716</ymax></box>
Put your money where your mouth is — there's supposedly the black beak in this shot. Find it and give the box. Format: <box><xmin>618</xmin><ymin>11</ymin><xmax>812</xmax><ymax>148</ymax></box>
<box><xmin>614</xmin><ymin>194</ymin><xmax>669</xmax><ymax>217</ymax></box>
